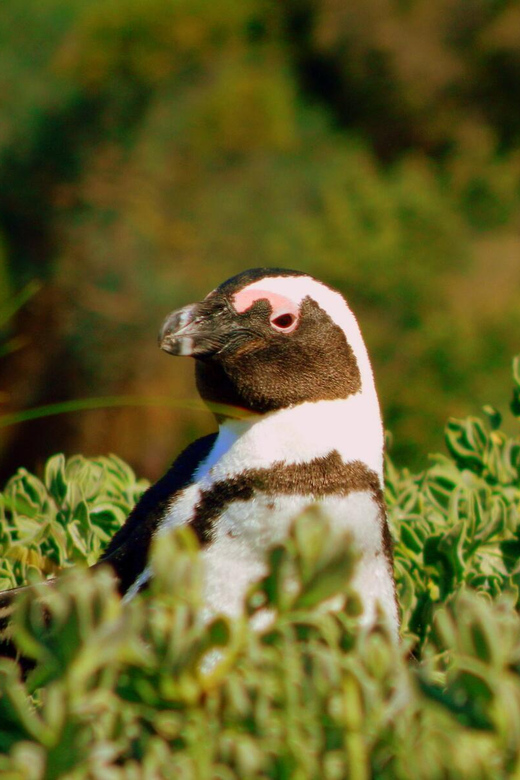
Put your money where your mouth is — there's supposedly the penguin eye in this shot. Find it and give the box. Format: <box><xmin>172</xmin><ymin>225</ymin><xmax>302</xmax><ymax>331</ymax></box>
<box><xmin>270</xmin><ymin>312</ymin><xmax>297</xmax><ymax>332</ymax></box>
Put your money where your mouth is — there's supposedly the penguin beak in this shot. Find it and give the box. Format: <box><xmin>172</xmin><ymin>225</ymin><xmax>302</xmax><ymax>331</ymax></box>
<box><xmin>159</xmin><ymin>303</ymin><xmax>225</xmax><ymax>357</ymax></box>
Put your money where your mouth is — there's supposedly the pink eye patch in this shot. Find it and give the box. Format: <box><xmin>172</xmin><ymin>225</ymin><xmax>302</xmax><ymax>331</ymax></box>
<box><xmin>233</xmin><ymin>288</ymin><xmax>300</xmax><ymax>319</ymax></box>
<box><xmin>232</xmin><ymin>288</ymin><xmax>300</xmax><ymax>332</ymax></box>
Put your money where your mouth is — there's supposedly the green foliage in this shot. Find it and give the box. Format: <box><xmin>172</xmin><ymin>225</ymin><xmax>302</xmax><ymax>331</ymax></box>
<box><xmin>0</xmin><ymin>454</ymin><xmax>148</xmax><ymax>591</ymax></box>
<box><xmin>388</xmin><ymin>370</ymin><xmax>520</xmax><ymax>652</ymax></box>
<box><xmin>0</xmin><ymin>362</ymin><xmax>520</xmax><ymax>777</ymax></box>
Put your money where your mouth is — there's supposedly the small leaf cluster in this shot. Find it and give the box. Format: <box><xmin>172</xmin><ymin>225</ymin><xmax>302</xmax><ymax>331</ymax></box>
<box><xmin>0</xmin><ymin>455</ymin><xmax>148</xmax><ymax>591</ymax></box>
<box><xmin>0</xmin><ymin>362</ymin><xmax>519</xmax><ymax>778</ymax></box>
<box><xmin>388</xmin><ymin>360</ymin><xmax>520</xmax><ymax>655</ymax></box>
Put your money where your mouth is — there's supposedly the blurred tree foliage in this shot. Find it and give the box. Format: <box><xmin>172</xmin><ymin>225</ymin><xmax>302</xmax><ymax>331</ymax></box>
<box><xmin>0</xmin><ymin>0</ymin><xmax>519</xmax><ymax>478</ymax></box>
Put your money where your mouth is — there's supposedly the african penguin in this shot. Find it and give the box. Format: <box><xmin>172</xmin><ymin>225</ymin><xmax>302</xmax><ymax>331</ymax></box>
<box><xmin>100</xmin><ymin>268</ymin><xmax>399</xmax><ymax>636</ymax></box>
<box><xmin>0</xmin><ymin>268</ymin><xmax>399</xmax><ymax>662</ymax></box>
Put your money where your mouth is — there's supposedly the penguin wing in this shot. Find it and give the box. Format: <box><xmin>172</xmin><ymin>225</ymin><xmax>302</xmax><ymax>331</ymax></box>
<box><xmin>97</xmin><ymin>432</ymin><xmax>218</xmax><ymax>594</ymax></box>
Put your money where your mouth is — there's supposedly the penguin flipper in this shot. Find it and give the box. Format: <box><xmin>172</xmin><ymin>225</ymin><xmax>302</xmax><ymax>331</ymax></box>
<box><xmin>97</xmin><ymin>432</ymin><xmax>217</xmax><ymax>594</ymax></box>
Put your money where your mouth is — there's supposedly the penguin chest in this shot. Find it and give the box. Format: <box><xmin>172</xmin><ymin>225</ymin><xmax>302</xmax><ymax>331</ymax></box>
<box><xmin>162</xmin><ymin>486</ymin><xmax>397</xmax><ymax>636</ymax></box>
<box><xmin>200</xmin><ymin>493</ymin><xmax>313</xmax><ymax>621</ymax></box>
<box><xmin>161</xmin><ymin>487</ymin><xmax>311</xmax><ymax>613</ymax></box>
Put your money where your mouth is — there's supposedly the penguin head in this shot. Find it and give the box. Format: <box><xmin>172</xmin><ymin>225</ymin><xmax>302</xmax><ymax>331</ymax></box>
<box><xmin>159</xmin><ymin>268</ymin><xmax>376</xmax><ymax>416</ymax></box>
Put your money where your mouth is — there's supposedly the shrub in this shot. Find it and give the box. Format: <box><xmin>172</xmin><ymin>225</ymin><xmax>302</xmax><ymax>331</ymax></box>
<box><xmin>0</xmin><ymin>359</ymin><xmax>519</xmax><ymax>778</ymax></box>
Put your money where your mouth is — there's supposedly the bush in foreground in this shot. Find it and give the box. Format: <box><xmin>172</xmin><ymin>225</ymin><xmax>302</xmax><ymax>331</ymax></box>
<box><xmin>0</xmin><ymin>360</ymin><xmax>520</xmax><ymax>779</ymax></box>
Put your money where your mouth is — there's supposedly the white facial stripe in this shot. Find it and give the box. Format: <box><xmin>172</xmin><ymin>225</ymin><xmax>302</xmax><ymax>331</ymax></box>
<box><xmin>235</xmin><ymin>275</ymin><xmax>377</xmax><ymax>398</ymax></box>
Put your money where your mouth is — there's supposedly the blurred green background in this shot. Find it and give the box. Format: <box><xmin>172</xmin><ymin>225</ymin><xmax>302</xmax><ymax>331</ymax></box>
<box><xmin>0</xmin><ymin>0</ymin><xmax>519</xmax><ymax>482</ymax></box>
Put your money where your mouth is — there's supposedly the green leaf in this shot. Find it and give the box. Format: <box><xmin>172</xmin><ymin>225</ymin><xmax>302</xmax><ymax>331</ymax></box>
<box><xmin>44</xmin><ymin>455</ymin><xmax>67</xmax><ymax>505</ymax></box>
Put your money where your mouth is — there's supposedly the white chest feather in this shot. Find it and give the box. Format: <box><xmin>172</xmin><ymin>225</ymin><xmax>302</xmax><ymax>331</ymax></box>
<box><xmin>126</xmin><ymin>486</ymin><xmax>397</xmax><ymax>640</ymax></box>
<box><xmin>200</xmin><ymin>491</ymin><xmax>398</xmax><ymax>638</ymax></box>
<box><xmin>124</xmin><ymin>396</ymin><xmax>397</xmax><ymax>638</ymax></box>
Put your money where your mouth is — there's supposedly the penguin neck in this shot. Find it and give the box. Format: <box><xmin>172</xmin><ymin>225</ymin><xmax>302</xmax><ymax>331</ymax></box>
<box><xmin>205</xmin><ymin>386</ymin><xmax>385</xmax><ymax>484</ymax></box>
